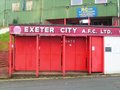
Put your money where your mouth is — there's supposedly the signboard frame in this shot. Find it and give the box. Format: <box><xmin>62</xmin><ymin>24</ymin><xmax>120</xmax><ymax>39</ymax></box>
<box><xmin>10</xmin><ymin>25</ymin><xmax>120</xmax><ymax>36</ymax></box>
<box><xmin>77</xmin><ymin>7</ymin><xmax>97</xmax><ymax>18</ymax></box>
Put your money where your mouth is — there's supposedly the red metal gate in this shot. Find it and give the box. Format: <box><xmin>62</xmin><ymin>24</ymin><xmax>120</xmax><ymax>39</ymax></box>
<box><xmin>39</xmin><ymin>37</ymin><xmax>61</xmax><ymax>71</ymax></box>
<box><xmin>15</xmin><ymin>36</ymin><xmax>36</xmax><ymax>71</ymax></box>
<box><xmin>65</xmin><ymin>37</ymin><xmax>87</xmax><ymax>71</ymax></box>
<box><xmin>9</xmin><ymin>25</ymin><xmax>108</xmax><ymax>77</ymax></box>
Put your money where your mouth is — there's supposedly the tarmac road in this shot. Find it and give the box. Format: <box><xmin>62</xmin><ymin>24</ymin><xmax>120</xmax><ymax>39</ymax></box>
<box><xmin>0</xmin><ymin>77</ymin><xmax>120</xmax><ymax>90</ymax></box>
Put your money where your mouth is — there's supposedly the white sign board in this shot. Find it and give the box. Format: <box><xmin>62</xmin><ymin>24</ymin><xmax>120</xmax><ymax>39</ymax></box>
<box><xmin>71</xmin><ymin>0</ymin><xmax>82</xmax><ymax>5</ymax></box>
<box><xmin>95</xmin><ymin>0</ymin><xmax>107</xmax><ymax>4</ymax></box>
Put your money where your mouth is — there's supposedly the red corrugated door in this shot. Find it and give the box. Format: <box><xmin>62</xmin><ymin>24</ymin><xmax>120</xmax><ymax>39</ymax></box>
<box><xmin>26</xmin><ymin>37</ymin><xmax>36</xmax><ymax>70</ymax></box>
<box><xmin>50</xmin><ymin>37</ymin><xmax>61</xmax><ymax>71</ymax></box>
<box><xmin>40</xmin><ymin>37</ymin><xmax>61</xmax><ymax>71</ymax></box>
<box><xmin>65</xmin><ymin>37</ymin><xmax>76</xmax><ymax>71</ymax></box>
<box><xmin>75</xmin><ymin>37</ymin><xmax>87</xmax><ymax>71</ymax></box>
<box><xmin>91</xmin><ymin>37</ymin><xmax>103</xmax><ymax>72</ymax></box>
<box><xmin>15</xmin><ymin>36</ymin><xmax>36</xmax><ymax>71</ymax></box>
<box><xmin>65</xmin><ymin>37</ymin><xmax>87</xmax><ymax>71</ymax></box>
<box><xmin>15</xmin><ymin>36</ymin><xmax>26</xmax><ymax>70</ymax></box>
<box><xmin>39</xmin><ymin>37</ymin><xmax>51</xmax><ymax>71</ymax></box>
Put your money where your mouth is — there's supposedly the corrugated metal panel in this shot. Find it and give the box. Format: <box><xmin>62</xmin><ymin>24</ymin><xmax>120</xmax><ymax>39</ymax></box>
<box><xmin>65</xmin><ymin>37</ymin><xmax>87</xmax><ymax>71</ymax></box>
<box><xmin>39</xmin><ymin>37</ymin><xmax>61</xmax><ymax>71</ymax></box>
<box><xmin>15</xmin><ymin>36</ymin><xmax>36</xmax><ymax>71</ymax></box>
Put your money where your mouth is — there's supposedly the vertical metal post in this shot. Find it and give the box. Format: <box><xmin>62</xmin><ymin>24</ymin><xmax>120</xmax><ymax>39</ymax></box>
<box><xmin>117</xmin><ymin>0</ymin><xmax>120</xmax><ymax>26</ymax></box>
<box><xmin>102</xmin><ymin>37</ymin><xmax>104</xmax><ymax>74</ymax></box>
<box><xmin>13</xmin><ymin>37</ymin><xmax>15</xmax><ymax>71</ymax></box>
<box><xmin>62</xmin><ymin>35</ymin><xmax>66</xmax><ymax>76</ymax></box>
<box><xmin>89</xmin><ymin>37</ymin><xmax>92</xmax><ymax>74</ymax></box>
<box><xmin>64</xmin><ymin>19</ymin><xmax>67</xmax><ymax>25</ymax></box>
<box><xmin>40</xmin><ymin>0</ymin><xmax>43</xmax><ymax>23</ymax></box>
<box><xmin>88</xmin><ymin>17</ymin><xmax>90</xmax><ymax>26</ymax></box>
<box><xmin>9</xmin><ymin>35</ymin><xmax>12</xmax><ymax>77</ymax></box>
<box><xmin>3</xmin><ymin>0</ymin><xmax>6</xmax><ymax>26</ymax></box>
<box><xmin>36</xmin><ymin>35</ymin><xmax>39</xmax><ymax>77</ymax></box>
<box><xmin>86</xmin><ymin>36</ymin><xmax>88</xmax><ymax>71</ymax></box>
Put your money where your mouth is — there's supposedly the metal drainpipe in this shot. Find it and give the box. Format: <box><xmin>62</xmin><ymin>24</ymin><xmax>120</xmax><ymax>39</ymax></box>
<box><xmin>40</xmin><ymin>0</ymin><xmax>43</xmax><ymax>24</ymax></box>
<box><xmin>3</xmin><ymin>0</ymin><xmax>6</xmax><ymax>26</ymax></box>
<box><xmin>117</xmin><ymin>0</ymin><xmax>120</xmax><ymax>26</ymax></box>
